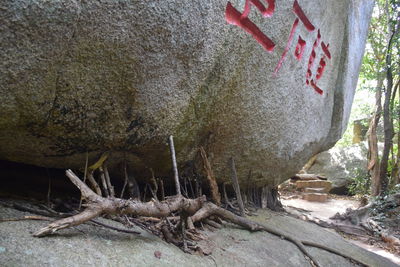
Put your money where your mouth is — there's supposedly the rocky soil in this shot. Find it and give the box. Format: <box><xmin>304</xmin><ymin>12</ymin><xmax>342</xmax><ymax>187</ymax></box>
<box><xmin>0</xmin><ymin>198</ymin><xmax>397</xmax><ymax>267</ymax></box>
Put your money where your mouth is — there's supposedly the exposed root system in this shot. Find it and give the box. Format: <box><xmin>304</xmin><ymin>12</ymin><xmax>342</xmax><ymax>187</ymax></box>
<box><xmin>32</xmin><ymin>169</ymin><xmax>370</xmax><ymax>267</ymax></box>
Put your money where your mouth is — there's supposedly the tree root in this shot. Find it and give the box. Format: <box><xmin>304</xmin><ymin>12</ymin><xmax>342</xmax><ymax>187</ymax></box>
<box><xmin>33</xmin><ymin>170</ymin><xmax>370</xmax><ymax>267</ymax></box>
<box><xmin>33</xmin><ymin>170</ymin><xmax>206</xmax><ymax>237</ymax></box>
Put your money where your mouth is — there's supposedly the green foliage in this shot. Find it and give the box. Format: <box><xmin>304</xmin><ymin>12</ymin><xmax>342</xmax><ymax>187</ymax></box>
<box><xmin>389</xmin><ymin>183</ymin><xmax>400</xmax><ymax>195</ymax></box>
<box><xmin>338</xmin><ymin>0</ymin><xmax>400</xmax><ymax>197</ymax></box>
<box><xmin>338</xmin><ymin>0</ymin><xmax>399</xmax><ymax>151</ymax></box>
<box><xmin>348</xmin><ymin>168</ymin><xmax>371</xmax><ymax>196</ymax></box>
<box><xmin>336</xmin><ymin>89</ymin><xmax>374</xmax><ymax>147</ymax></box>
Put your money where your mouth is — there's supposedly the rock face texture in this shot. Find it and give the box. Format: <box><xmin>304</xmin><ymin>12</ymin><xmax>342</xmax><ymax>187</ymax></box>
<box><xmin>309</xmin><ymin>143</ymin><xmax>370</xmax><ymax>194</ymax></box>
<box><xmin>0</xmin><ymin>0</ymin><xmax>374</xmax><ymax>186</ymax></box>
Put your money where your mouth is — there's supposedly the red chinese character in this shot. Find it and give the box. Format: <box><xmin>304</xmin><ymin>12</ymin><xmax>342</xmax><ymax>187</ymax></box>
<box><xmin>294</xmin><ymin>35</ymin><xmax>306</xmax><ymax>60</ymax></box>
<box><xmin>225</xmin><ymin>0</ymin><xmax>276</xmax><ymax>52</ymax></box>
<box><xmin>274</xmin><ymin>0</ymin><xmax>315</xmax><ymax>74</ymax></box>
<box><xmin>306</xmin><ymin>29</ymin><xmax>321</xmax><ymax>80</ymax></box>
<box><xmin>306</xmin><ymin>31</ymin><xmax>332</xmax><ymax>94</ymax></box>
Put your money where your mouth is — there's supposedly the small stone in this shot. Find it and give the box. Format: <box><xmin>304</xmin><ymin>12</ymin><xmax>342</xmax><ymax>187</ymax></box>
<box><xmin>154</xmin><ymin>250</ymin><xmax>161</xmax><ymax>259</ymax></box>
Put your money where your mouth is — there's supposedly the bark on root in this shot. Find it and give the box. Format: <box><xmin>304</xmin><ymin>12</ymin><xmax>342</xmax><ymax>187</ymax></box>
<box><xmin>33</xmin><ymin>170</ymin><xmax>369</xmax><ymax>267</ymax></box>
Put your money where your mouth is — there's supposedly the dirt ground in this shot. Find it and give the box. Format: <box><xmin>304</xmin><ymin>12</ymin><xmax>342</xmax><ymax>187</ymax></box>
<box><xmin>281</xmin><ymin>192</ymin><xmax>400</xmax><ymax>265</ymax></box>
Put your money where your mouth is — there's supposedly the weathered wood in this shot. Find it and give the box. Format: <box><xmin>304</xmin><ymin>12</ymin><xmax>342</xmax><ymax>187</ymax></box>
<box><xmin>33</xmin><ymin>170</ymin><xmax>368</xmax><ymax>267</ymax></box>
<box><xmin>266</xmin><ymin>186</ymin><xmax>284</xmax><ymax>211</ymax></box>
<box><xmin>86</xmin><ymin>172</ymin><xmax>102</xmax><ymax>196</ymax></box>
<box><xmin>104</xmin><ymin>165</ymin><xmax>115</xmax><ymax>197</ymax></box>
<box><xmin>34</xmin><ymin>170</ymin><xmax>206</xmax><ymax>237</ymax></box>
<box><xmin>149</xmin><ymin>168</ymin><xmax>158</xmax><ymax>200</ymax></box>
<box><xmin>169</xmin><ymin>135</ymin><xmax>181</xmax><ymax>196</ymax></box>
<box><xmin>199</xmin><ymin>147</ymin><xmax>221</xmax><ymax>205</ymax></box>
<box><xmin>120</xmin><ymin>161</ymin><xmax>129</xmax><ymax>198</ymax></box>
<box><xmin>159</xmin><ymin>178</ymin><xmax>165</xmax><ymax>201</ymax></box>
<box><xmin>300</xmin><ymin>155</ymin><xmax>318</xmax><ymax>173</ymax></box>
<box><xmin>229</xmin><ymin>157</ymin><xmax>245</xmax><ymax>216</ymax></box>
<box><xmin>127</xmin><ymin>175</ymin><xmax>140</xmax><ymax>200</ymax></box>
<box><xmin>98</xmin><ymin>167</ymin><xmax>109</xmax><ymax>197</ymax></box>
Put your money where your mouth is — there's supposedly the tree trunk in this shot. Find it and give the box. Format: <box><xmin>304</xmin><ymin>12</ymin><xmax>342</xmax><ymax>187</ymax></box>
<box><xmin>379</xmin><ymin>16</ymin><xmax>399</xmax><ymax>195</ymax></box>
<box><xmin>396</xmin><ymin>81</ymin><xmax>400</xmax><ymax>185</ymax></box>
<box><xmin>389</xmin><ymin>80</ymin><xmax>400</xmax><ymax>188</ymax></box>
<box><xmin>380</xmin><ymin>79</ymin><xmax>394</xmax><ymax>195</ymax></box>
<box><xmin>368</xmin><ymin>79</ymin><xmax>383</xmax><ymax>196</ymax></box>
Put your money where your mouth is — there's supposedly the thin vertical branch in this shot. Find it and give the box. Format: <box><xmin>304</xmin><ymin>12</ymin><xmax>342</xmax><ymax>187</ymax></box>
<box><xmin>79</xmin><ymin>151</ymin><xmax>89</xmax><ymax>209</ymax></box>
<box><xmin>149</xmin><ymin>168</ymin><xmax>158</xmax><ymax>200</ymax></box>
<box><xmin>159</xmin><ymin>178</ymin><xmax>165</xmax><ymax>201</ymax></box>
<box><xmin>87</xmin><ymin>171</ymin><xmax>102</xmax><ymax>196</ymax></box>
<box><xmin>229</xmin><ymin>157</ymin><xmax>245</xmax><ymax>216</ymax></box>
<box><xmin>121</xmin><ymin>160</ymin><xmax>128</xmax><ymax>198</ymax></box>
<box><xmin>104</xmin><ymin>165</ymin><xmax>115</xmax><ymax>197</ymax></box>
<box><xmin>169</xmin><ymin>135</ymin><xmax>181</xmax><ymax>196</ymax></box>
<box><xmin>98</xmin><ymin>167</ymin><xmax>109</xmax><ymax>197</ymax></box>
<box><xmin>199</xmin><ymin>147</ymin><xmax>221</xmax><ymax>205</ymax></box>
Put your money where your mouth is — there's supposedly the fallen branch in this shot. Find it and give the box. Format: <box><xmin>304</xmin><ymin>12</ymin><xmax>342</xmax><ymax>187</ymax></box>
<box><xmin>32</xmin><ymin>169</ymin><xmax>369</xmax><ymax>267</ymax></box>
<box><xmin>33</xmin><ymin>170</ymin><xmax>206</xmax><ymax>237</ymax></box>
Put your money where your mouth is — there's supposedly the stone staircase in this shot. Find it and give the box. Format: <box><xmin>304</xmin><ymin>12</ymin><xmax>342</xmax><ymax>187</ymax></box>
<box><xmin>295</xmin><ymin>180</ymin><xmax>332</xmax><ymax>202</ymax></box>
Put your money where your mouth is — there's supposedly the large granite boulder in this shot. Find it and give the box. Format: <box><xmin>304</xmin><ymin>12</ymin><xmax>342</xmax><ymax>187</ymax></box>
<box><xmin>309</xmin><ymin>143</ymin><xmax>368</xmax><ymax>193</ymax></box>
<box><xmin>0</xmin><ymin>0</ymin><xmax>374</xmax><ymax>186</ymax></box>
<box><xmin>309</xmin><ymin>142</ymin><xmax>382</xmax><ymax>194</ymax></box>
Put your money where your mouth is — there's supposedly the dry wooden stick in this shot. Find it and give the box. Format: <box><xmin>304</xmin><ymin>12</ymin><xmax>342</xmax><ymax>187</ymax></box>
<box><xmin>104</xmin><ymin>165</ymin><xmax>115</xmax><ymax>197</ymax></box>
<box><xmin>149</xmin><ymin>168</ymin><xmax>158</xmax><ymax>200</ymax></box>
<box><xmin>169</xmin><ymin>135</ymin><xmax>181</xmax><ymax>196</ymax></box>
<box><xmin>301</xmin><ymin>154</ymin><xmax>318</xmax><ymax>173</ymax></box>
<box><xmin>33</xmin><ymin>170</ymin><xmax>206</xmax><ymax>237</ymax></box>
<box><xmin>229</xmin><ymin>157</ymin><xmax>245</xmax><ymax>216</ymax></box>
<box><xmin>121</xmin><ymin>161</ymin><xmax>129</xmax><ymax>198</ymax></box>
<box><xmin>86</xmin><ymin>171</ymin><xmax>102</xmax><ymax>196</ymax></box>
<box><xmin>32</xmin><ymin>169</ymin><xmax>369</xmax><ymax>267</ymax></box>
<box><xmin>222</xmin><ymin>182</ymin><xmax>235</xmax><ymax>210</ymax></box>
<box><xmin>199</xmin><ymin>147</ymin><xmax>221</xmax><ymax>205</ymax></box>
<box><xmin>79</xmin><ymin>151</ymin><xmax>90</xmax><ymax>209</ymax></box>
<box><xmin>127</xmin><ymin>175</ymin><xmax>140</xmax><ymax>200</ymax></box>
<box><xmin>99</xmin><ymin>167</ymin><xmax>110</xmax><ymax>197</ymax></box>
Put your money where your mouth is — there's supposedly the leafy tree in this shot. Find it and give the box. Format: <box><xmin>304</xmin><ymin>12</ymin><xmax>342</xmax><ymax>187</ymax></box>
<box><xmin>364</xmin><ymin>0</ymin><xmax>400</xmax><ymax>196</ymax></box>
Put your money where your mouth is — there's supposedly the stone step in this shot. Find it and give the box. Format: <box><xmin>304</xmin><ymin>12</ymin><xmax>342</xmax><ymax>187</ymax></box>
<box><xmin>296</xmin><ymin>180</ymin><xmax>332</xmax><ymax>192</ymax></box>
<box><xmin>302</xmin><ymin>193</ymin><xmax>328</xmax><ymax>202</ymax></box>
<box><xmin>304</xmin><ymin>187</ymin><xmax>327</xmax><ymax>193</ymax></box>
